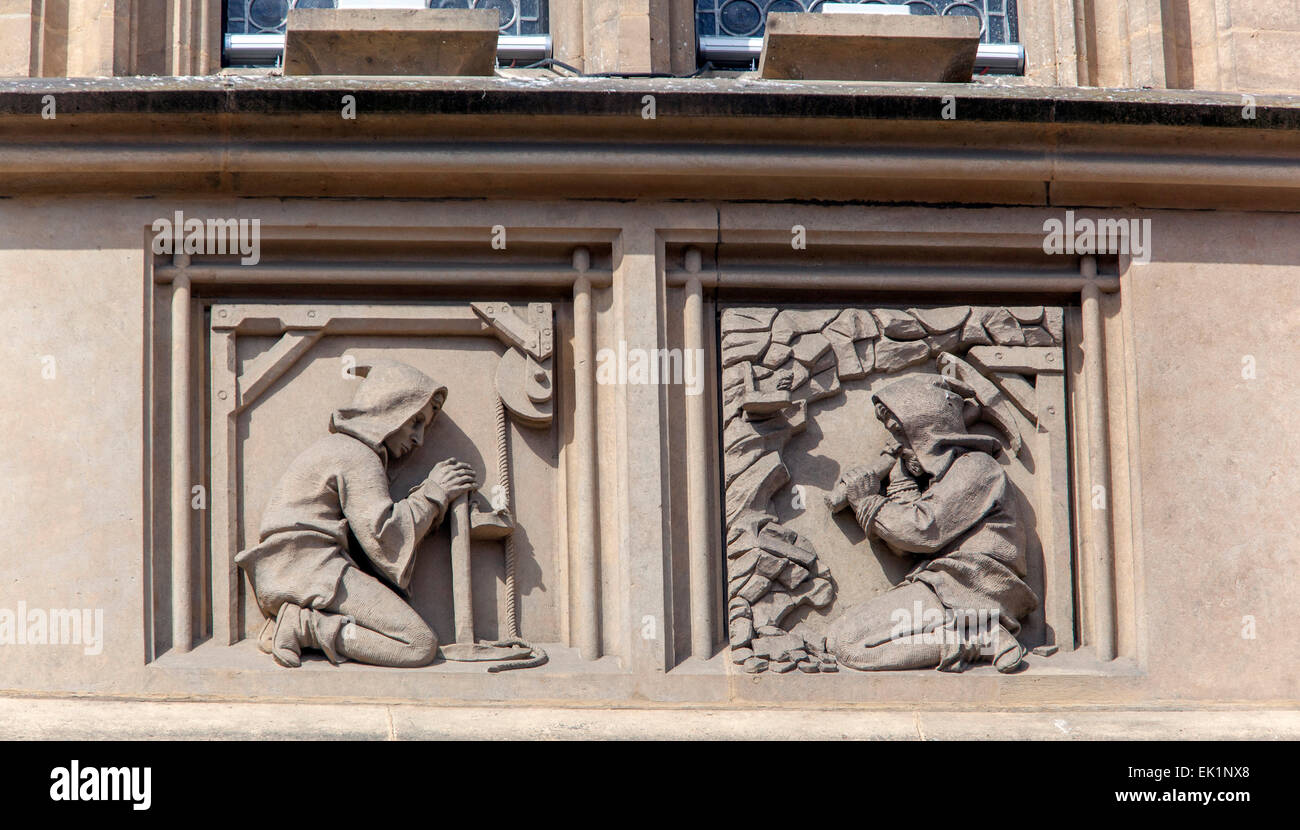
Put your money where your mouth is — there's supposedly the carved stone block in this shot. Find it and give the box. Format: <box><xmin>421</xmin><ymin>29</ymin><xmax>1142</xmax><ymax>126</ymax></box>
<box><xmin>719</xmin><ymin>304</ymin><xmax>1073</xmax><ymax>674</ymax></box>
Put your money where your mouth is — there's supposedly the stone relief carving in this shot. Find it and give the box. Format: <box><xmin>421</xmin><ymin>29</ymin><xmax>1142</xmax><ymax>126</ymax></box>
<box><xmin>721</xmin><ymin>305</ymin><xmax>1065</xmax><ymax>674</ymax></box>
<box><xmin>220</xmin><ymin>302</ymin><xmax>555</xmax><ymax>671</ymax></box>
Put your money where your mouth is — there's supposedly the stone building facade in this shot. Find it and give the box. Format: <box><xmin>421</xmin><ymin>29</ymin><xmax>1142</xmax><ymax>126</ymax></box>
<box><xmin>0</xmin><ymin>2</ymin><xmax>1298</xmax><ymax>728</ymax></box>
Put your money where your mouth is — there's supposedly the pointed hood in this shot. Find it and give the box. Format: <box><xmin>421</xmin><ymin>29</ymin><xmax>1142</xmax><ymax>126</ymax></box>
<box><xmin>871</xmin><ymin>374</ymin><xmax>1002</xmax><ymax>480</ymax></box>
<box><xmin>329</xmin><ymin>360</ymin><xmax>446</xmax><ymax>459</ymax></box>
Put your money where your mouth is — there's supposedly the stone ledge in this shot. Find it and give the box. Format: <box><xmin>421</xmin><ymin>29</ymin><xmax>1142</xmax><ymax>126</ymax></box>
<box><xmin>283</xmin><ymin>9</ymin><xmax>499</xmax><ymax>77</ymax></box>
<box><xmin>1</xmin><ymin>695</ymin><xmax>1297</xmax><ymax>739</ymax></box>
<box><xmin>0</xmin><ymin>75</ymin><xmax>1296</xmax><ymax>130</ymax></box>
<box><xmin>759</xmin><ymin>12</ymin><xmax>979</xmax><ymax>82</ymax></box>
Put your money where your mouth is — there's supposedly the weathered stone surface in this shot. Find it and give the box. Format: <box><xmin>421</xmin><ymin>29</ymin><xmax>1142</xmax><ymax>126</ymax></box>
<box><xmin>722</xmin><ymin>445</ymin><xmax>763</xmax><ymax>488</ymax></box>
<box><xmin>925</xmin><ymin>330</ymin><xmax>963</xmax><ymax>355</ymax></box>
<box><xmin>722</xmin><ymin>363</ymin><xmax>750</xmax><ymax>406</ymax></box>
<box><xmin>731</xmin><ymin>647</ymin><xmax>754</xmax><ymax>664</ymax></box>
<box><xmin>826</xmin><ymin>308</ymin><xmax>878</xmax><ymax>340</ymax></box>
<box><xmin>984</xmin><ymin>308</ymin><xmax>1027</xmax><ymax>346</ymax></box>
<box><xmin>770</xmin><ymin>659</ymin><xmax>798</xmax><ymax>673</ymax></box>
<box><xmin>741</xmin><ymin>657</ymin><xmax>769</xmax><ymax>673</ymax></box>
<box><xmin>767</xmin><ymin>363</ymin><xmax>809</xmax><ymax>393</ymax></box>
<box><xmin>741</xmin><ymin>389</ymin><xmax>794</xmax><ymax>416</ymax></box>
<box><xmin>854</xmin><ymin>339</ymin><xmax>876</xmax><ymax>375</ymax></box>
<box><xmin>874</xmin><ymin>337</ymin><xmax>930</xmax><ymax>372</ymax></box>
<box><xmin>791</xmin><ymin>332</ymin><xmax>831</xmax><ymax>366</ymax></box>
<box><xmin>727</xmin><ymin>572</ymin><xmax>748</xmax><ymax>598</ymax></box>
<box><xmin>1022</xmin><ymin>325</ymin><xmax>1054</xmax><ymax>346</ymax></box>
<box><xmin>754</xmin><ymin>550</ymin><xmax>786</xmax><ymax>579</ymax></box>
<box><xmin>825</xmin><ymin>330</ymin><xmax>866</xmax><ymax>379</ymax></box>
<box><xmin>728</xmin><ymin>597</ymin><xmax>752</xmax><ymax>620</ymax></box>
<box><xmin>909</xmin><ymin>306</ymin><xmax>970</xmax><ymax>334</ymax></box>
<box><xmin>991</xmin><ymin>371</ymin><xmax>1037</xmax><ymax>421</ymax></box>
<box><xmin>802</xmin><ymin>367</ymin><xmax>842</xmax><ymax>403</ymax></box>
<box><xmin>729</xmin><ymin>548</ymin><xmax>760</xmax><ymax>579</ymax></box>
<box><xmin>1007</xmin><ymin>306</ymin><xmax>1044</xmax><ymax>324</ymax></box>
<box><xmin>1042</xmin><ymin>307</ymin><xmax>1064</xmax><ymax>342</ymax></box>
<box><xmin>872</xmin><ymin>308</ymin><xmax>927</xmax><ymax>340</ymax></box>
<box><xmin>790</xmin><ymin>577</ymin><xmax>834</xmax><ymax>608</ymax></box>
<box><xmin>762</xmin><ymin>341</ymin><xmax>793</xmax><ymax>368</ymax></box>
<box><xmin>796</xmin><ymin>659</ymin><xmax>820</xmax><ymax>673</ymax></box>
<box><xmin>762</xmin><ymin>522</ymin><xmax>796</xmax><ymax>544</ymax></box>
<box><xmin>723</xmin><ymin>412</ymin><xmax>759</xmax><ymax>451</ymax></box>
<box><xmin>725</xmin><ymin>452</ymin><xmax>789</xmax><ymax>524</ymax></box>
<box><xmin>771</xmin><ymin>309</ymin><xmax>838</xmax><ymax>344</ymax></box>
<box><xmin>757</xmin><ymin>527</ymin><xmax>817</xmax><ymax>566</ymax></box>
<box><xmin>751</xmin><ymin>590</ymin><xmax>797</xmax><ymax>630</ymax></box>
<box><xmin>960</xmin><ymin>316</ymin><xmax>992</xmax><ymax>345</ymax></box>
<box><xmin>284</xmin><ymin>9</ymin><xmax>499</xmax><ymax>76</ymax></box>
<box><xmin>809</xmin><ymin>349</ymin><xmax>837</xmax><ymax>376</ymax></box>
<box><xmin>730</xmin><ymin>616</ymin><xmax>755</xmax><ymax>648</ymax></box>
<box><xmin>736</xmin><ymin>573</ymin><xmax>773</xmax><ymax>603</ymax></box>
<box><xmin>779</xmin><ymin>561</ymin><xmax>810</xmax><ymax>590</ymax></box>
<box><xmin>790</xmin><ymin>621</ymin><xmax>826</xmax><ymax>655</ymax></box>
<box><xmin>722</xmin><ymin>330</ymin><xmax>770</xmax><ymax>366</ymax></box>
<box><xmin>728</xmin><ymin>525</ymin><xmax>760</xmax><ymax>555</ymax></box>
<box><xmin>752</xmin><ymin>631</ymin><xmax>804</xmax><ymax>660</ymax></box>
<box><xmin>758</xmin><ymin>12</ymin><xmax>980</xmax><ymax>83</ymax></box>
<box><xmin>721</xmin><ymin>307</ymin><xmax>779</xmax><ymax>332</ymax></box>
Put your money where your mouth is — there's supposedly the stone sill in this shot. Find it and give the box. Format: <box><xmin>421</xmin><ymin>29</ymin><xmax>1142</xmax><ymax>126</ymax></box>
<box><xmin>138</xmin><ymin>640</ymin><xmax>1144</xmax><ymax>707</ymax></box>
<box><xmin>1</xmin><ymin>694</ymin><xmax>1295</xmax><ymax>739</ymax></box>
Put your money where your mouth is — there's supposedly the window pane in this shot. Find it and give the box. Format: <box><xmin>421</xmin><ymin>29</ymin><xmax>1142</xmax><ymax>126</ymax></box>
<box><xmin>225</xmin><ymin>0</ymin><xmax>550</xmax><ymax>37</ymax></box>
<box><xmin>694</xmin><ymin>0</ymin><xmax>1018</xmax><ymax>44</ymax></box>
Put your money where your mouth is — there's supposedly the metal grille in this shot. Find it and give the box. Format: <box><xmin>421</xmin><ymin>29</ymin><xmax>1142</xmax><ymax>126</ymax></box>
<box><xmin>225</xmin><ymin>0</ymin><xmax>548</xmax><ymax>37</ymax></box>
<box><xmin>694</xmin><ymin>0</ymin><xmax>1018</xmax><ymax>43</ymax></box>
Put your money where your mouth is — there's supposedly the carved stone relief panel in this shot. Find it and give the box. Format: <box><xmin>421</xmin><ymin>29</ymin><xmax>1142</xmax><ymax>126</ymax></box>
<box><xmin>720</xmin><ymin>304</ymin><xmax>1073</xmax><ymax>674</ymax></box>
<box><xmin>208</xmin><ymin>302</ymin><xmax>558</xmax><ymax>670</ymax></box>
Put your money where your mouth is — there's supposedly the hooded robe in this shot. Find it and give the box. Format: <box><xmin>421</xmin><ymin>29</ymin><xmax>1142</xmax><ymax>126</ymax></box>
<box><xmin>854</xmin><ymin>374</ymin><xmax>1039</xmax><ymax>636</ymax></box>
<box><xmin>235</xmin><ymin>361</ymin><xmax>449</xmax><ymax>616</ymax></box>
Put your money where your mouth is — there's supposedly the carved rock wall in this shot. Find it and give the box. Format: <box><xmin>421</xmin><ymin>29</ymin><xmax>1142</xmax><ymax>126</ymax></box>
<box><xmin>721</xmin><ymin>305</ymin><xmax>1064</xmax><ymax>673</ymax></box>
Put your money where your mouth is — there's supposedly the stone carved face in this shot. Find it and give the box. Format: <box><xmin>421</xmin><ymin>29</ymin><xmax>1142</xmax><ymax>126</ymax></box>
<box><xmin>869</xmin><ymin>374</ymin><xmax>1001</xmax><ymax>479</ymax></box>
<box><xmin>329</xmin><ymin>360</ymin><xmax>447</xmax><ymax>463</ymax></box>
<box><xmin>382</xmin><ymin>394</ymin><xmax>442</xmax><ymax>461</ymax></box>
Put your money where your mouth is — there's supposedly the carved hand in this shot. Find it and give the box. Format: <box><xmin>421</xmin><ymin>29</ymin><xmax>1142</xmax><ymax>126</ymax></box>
<box><xmin>425</xmin><ymin>459</ymin><xmax>477</xmax><ymax>503</ymax></box>
<box><xmin>841</xmin><ymin>465</ymin><xmax>882</xmax><ymax>509</ymax></box>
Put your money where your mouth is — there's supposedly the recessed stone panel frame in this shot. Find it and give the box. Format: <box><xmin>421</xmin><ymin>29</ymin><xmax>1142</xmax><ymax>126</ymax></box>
<box><xmin>141</xmin><ymin>200</ymin><xmax>1143</xmax><ymax>705</ymax></box>
<box><xmin>206</xmin><ymin>301</ymin><xmax>561</xmax><ymax>650</ymax></box>
<box><xmin>717</xmin><ymin>300</ymin><xmax>1072</xmax><ymax>671</ymax></box>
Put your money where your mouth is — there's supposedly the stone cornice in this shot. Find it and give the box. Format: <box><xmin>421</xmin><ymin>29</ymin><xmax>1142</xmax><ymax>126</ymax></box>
<box><xmin>1</xmin><ymin>76</ymin><xmax>1299</xmax><ymax>208</ymax></box>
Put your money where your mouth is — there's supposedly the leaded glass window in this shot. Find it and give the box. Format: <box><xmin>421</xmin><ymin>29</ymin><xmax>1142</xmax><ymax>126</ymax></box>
<box><xmin>225</xmin><ymin>0</ymin><xmax>549</xmax><ymax>38</ymax></box>
<box><xmin>695</xmin><ymin>0</ymin><xmax>1018</xmax><ymax>44</ymax></box>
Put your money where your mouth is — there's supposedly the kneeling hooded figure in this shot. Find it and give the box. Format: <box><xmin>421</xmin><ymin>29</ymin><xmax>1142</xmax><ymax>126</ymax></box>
<box><xmin>826</xmin><ymin>373</ymin><xmax>1039</xmax><ymax>673</ymax></box>
<box><xmin>235</xmin><ymin>359</ymin><xmax>477</xmax><ymax>668</ymax></box>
